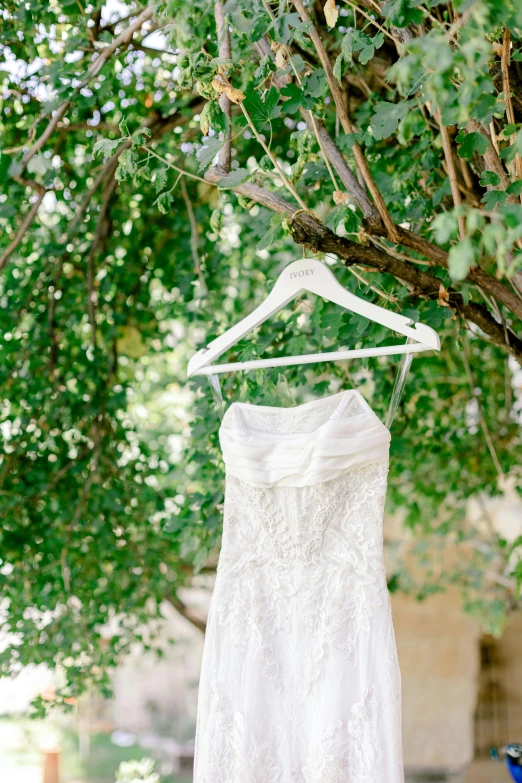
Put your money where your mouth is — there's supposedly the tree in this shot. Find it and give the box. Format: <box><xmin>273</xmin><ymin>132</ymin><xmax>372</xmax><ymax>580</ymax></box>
<box><xmin>0</xmin><ymin>0</ymin><xmax>521</xmax><ymax>712</ymax></box>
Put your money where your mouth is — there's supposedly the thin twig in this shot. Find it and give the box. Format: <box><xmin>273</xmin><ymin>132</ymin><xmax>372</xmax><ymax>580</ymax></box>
<box><xmin>240</xmin><ymin>102</ymin><xmax>314</xmax><ymax>215</ymax></box>
<box><xmin>166</xmin><ymin>592</ymin><xmax>207</xmax><ymax>633</ymax></box>
<box><xmin>291</xmin><ymin>67</ymin><xmax>339</xmax><ymax>191</ymax></box>
<box><xmin>308</xmin><ymin>112</ymin><xmax>340</xmax><ymax>192</ymax></box>
<box><xmin>341</xmin><ymin>0</ymin><xmax>401</xmax><ymax>48</ymax></box>
<box><xmin>180</xmin><ymin>178</ymin><xmax>208</xmax><ymax>296</ymax></box>
<box><xmin>0</xmin><ymin>187</ymin><xmax>45</xmax><ymax>271</ymax></box>
<box><xmin>368</xmin><ymin>236</ymin><xmax>431</xmax><ymax>266</ymax></box>
<box><xmin>436</xmin><ymin>109</ymin><xmax>465</xmax><ymax>239</ymax></box>
<box><xmin>489</xmin><ymin>120</ymin><xmax>500</xmax><ymax>156</ymax></box>
<box><xmin>460</xmin><ymin>330</ymin><xmax>505</xmax><ymax>478</ymax></box>
<box><xmin>501</xmin><ymin>27</ymin><xmax>522</xmax><ymax>187</ymax></box>
<box><xmin>101</xmin><ymin>5</ymin><xmax>147</xmax><ymax>34</ymax></box>
<box><xmin>58</xmin><ymin>121</ymin><xmax>120</xmax><ymax>133</ymax></box>
<box><xmin>291</xmin><ymin>0</ymin><xmax>398</xmax><ymax>241</ymax></box>
<box><xmin>259</xmin><ymin>1</ymin><xmax>340</xmax><ymax>193</ymax></box>
<box><xmin>141</xmin><ymin>147</ymin><xmax>214</xmax><ymax>184</ymax></box>
<box><xmin>347</xmin><ymin>266</ymin><xmax>398</xmax><ymax>302</ymax></box>
<box><xmin>63</xmin><ymin>164</ymin><xmax>112</xmax><ymax>240</ymax></box>
<box><xmin>86</xmin><ymin>169</ymin><xmax>118</xmax><ymax>347</ymax></box>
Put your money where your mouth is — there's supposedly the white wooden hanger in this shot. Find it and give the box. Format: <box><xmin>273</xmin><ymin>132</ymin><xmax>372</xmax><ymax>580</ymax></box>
<box><xmin>187</xmin><ymin>257</ymin><xmax>440</xmax><ymax>378</ymax></box>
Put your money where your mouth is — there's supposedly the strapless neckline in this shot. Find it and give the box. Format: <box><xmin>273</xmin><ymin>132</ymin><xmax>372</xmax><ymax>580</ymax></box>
<box><xmin>219</xmin><ymin>388</ymin><xmax>391</xmax><ymax>488</ymax></box>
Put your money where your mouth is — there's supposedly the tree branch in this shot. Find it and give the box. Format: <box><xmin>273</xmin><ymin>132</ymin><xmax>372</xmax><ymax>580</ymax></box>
<box><xmin>394</xmin><ymin>226</ymin><xmax>522</xmax><ymax>321</ymax></box>
<box><xmin>0</xmin><ymin>185</ymin><xmax>46</xmax><ymax>271</ymax></box>
<box><xmin>166</xmin><ymin>592</ymin><xmax>207</xmax><ymax>633</ymax></box>
<box><xmin>466</xmin><ymin>118</ymin><xmax>513</xmax><ymax>194</ymax></box>
<box><xmin>19</xmin><ymin>7</ymin><xmax>154</xmax><ymax>172</ymax></box>
<box><xmin>291</xmin><ymin>0</ymin><xmax>399</xmax><ymax>241</ymax></box>
<box><xmin>86</xmin><ymin>159</ymin><xmax>119</xmax><ymax>347</ymax></box>
<box><xmin>100</xmin><ymin>5</ymin><xmax>147</xmax><ymax>35</ymax></box>
<box><xmin>251</xmin><ymin>25</ymin><xmax>522</xmax><ymax>320</ymax></box>
<box><xmin>253</xmin><ymin>35</ymin><xmax>382</xmax><ymax>227</ymax></box>
<box><xmin>303</xmin><ymin>115</ymin><xmax>382</xmax><ymax>225</ymax></box>
<box><xmin>205</xmin><ymin>165</ymin><xmax>522</xmax><ymax>362</ymax></box>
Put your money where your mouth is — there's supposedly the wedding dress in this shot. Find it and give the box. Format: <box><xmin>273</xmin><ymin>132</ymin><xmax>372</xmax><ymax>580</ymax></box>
<box><xmin>192</xmin><ymin>388</ymin><xmax>404</xmax><ymax>783</ymax></box>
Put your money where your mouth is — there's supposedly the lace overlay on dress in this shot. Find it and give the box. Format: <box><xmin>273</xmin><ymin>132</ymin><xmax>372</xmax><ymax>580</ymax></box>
<box><xmin>193</xmin><ymin>390</ymin><xmax>403</xmax><ymax>783</ymax></box>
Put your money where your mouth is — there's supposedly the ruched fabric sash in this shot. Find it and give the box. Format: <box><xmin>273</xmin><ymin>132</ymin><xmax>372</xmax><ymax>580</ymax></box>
<box><xmin>219</xmin><ymin>390</ymin><xmax>391</xmax><ymax>488</ymax></box>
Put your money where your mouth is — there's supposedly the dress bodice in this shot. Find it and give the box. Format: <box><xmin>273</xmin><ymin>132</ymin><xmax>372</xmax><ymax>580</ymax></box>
<box><xmin>219</xmin><ymin>389</ymin><xmax>391</xmax><ymax>488</ymax></box>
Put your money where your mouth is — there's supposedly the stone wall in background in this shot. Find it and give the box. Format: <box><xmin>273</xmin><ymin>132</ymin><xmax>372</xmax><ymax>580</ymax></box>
<box><xmin>392</xmin><ymin>590</ymin><xmax>482</xmax><ymax>774</ymax></box>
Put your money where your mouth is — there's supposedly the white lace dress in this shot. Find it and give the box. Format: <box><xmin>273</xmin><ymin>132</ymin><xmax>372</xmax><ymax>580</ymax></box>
<box><xmin>192</xmin><ymin>389</ymin><xmax>404</xmax><ymax>783</ymax></box>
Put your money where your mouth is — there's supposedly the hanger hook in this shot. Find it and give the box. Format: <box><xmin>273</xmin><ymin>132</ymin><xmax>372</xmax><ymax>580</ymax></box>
<box><xmin>288</xmin><ymin>209</ymin><xmax>309</xmax><ymax>259</ymax></box>
<box><xmin>289</xmin><ymin>208</ymin><xmax>307</xmax><ymax>226</ymax></box>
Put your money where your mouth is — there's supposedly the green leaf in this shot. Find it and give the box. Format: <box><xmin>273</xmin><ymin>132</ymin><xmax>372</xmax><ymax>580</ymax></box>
<box><xmin>499</xmin><ymin>204</ymin><xmax>522</xmax><ymax>227</ymax></box>
<box><xmin>319</xmin><ymin>309</ymin><xmax>344</xmax><ymax>339</ymax></box>
<box><xmin>507</xmin><ymin>179</ymin><xmax>522</xmax><ymax>197</ymax></box>
<box><xmin>280</xmin><ymin>84</ymin><xmax>314</xmax><ymax>113</ymax></box>
<box><xmin>115</xmin><ymin>148</ymin><xmax>137</xmax><ymax>180</ymax></box>
<box><xmin>196</xmin><ymin>136</ymin><xmax>225</xmax><ymax>171</ymax></box>
<box><xmin>499</xmin><ymin>129</ymin><xmax>522</xmax><ymax>162</ymax></box>
<box><xmin>337</xmin><ymin>30</ymin><xmax>384</xmax><ymax>74</ymax></box>
<box><xmin>242</xmin><ymin>87</ymin><xmax>281</xmax><ymax>127</ymax></box>
<box><xmin>473</xmin><ymin>94</ymin><xmax>497</xmax><ymax>124</ymax></box>
<box><xmin>402</xmin><ymin>308</ymin><xmax>420</xmax><ymax>323</ymax></box>
<box><xmin>131</xmin><ymin>127</ymin><xmax>151</xmax><ymax>146</ymax></box>
<box><xmin>248</xmin><ymin>14</ymin><xmax>271</xmax><ymax>42</ymax></box>
<box><xmin>324</xmin><ymin>205</ymin><xmax>360</xmax><ymax>233</ymax></box>
<box><xmin>370</xmin><ymin>101</ymin><xmax>414</xmax><ymax>141</ymax></box>
<box><xmin>7</xmin><ymin>158</ymin><xmax>23</xmax><ymax>178</ymax></box>
<box><xmin>333</xmin><ymin>54</ymin><xmax>345</xmax><ymax>84</ymax></box>
<box><xmin>264</xmin><ymin>86</ymin><xmax>281</xmax><ymax>118</ymax></box>
<box><xmin>448</xmin><ymin>238</ymin><xmax>475</xmax><ymax>281</ymax></box>
<box><xmin>431</xmin><ymin>212</ymin><xmax>458</xmax><ymax>244</ymax></box>
<box><xmin>254</xmin><ymin>54</ymin><xmax>275</xmax><ymax>81</ymax></box>
<box><xmin>481</xmin><ymin>189</ymin><xmax>508</xmax><ymax>209</ymax></box>
<box><xmin>432</xmin><ymin>177</ymin><xmax>451</xmax><ymax>207</ymax></box>
<box><xmin>92</xmin><ymin>138</ymin><xmax>121</xmax><ymax>159</ymax></box>
<box><xmin>291</xmin><ymin>21</ymin><xmax>314</xmax><ymax>52</ymax></box>
<box><xmin>153</xmin><ymin>191</ymin><xmax>173</xmax><ymax>214</ymax></box>
<box><xmin>337</xmin><ymin>132</ymin><xmax>360</xmax><ymax>151</ymax></box>
<box><xmin>324</xmin><ymin>205</ymin><xmax>347</xmax><ymax>232</ymax></box>
<box><xmin>217</xmin><ymin>168</ymin><xmax>250</xmax><ymax>188</ymax></box>
<box><xmin>269</xmin><ymin>12</ymin><xmax>301</xmax><ymax>45</ymax></box>
<box><xmin>301</xmin><ymin>69</ymin><xmax>327</xmax><ymax>99</ymax></box>
<box><xmin>382</xmin><ymin>0</ymin><xmax>424</xmax><ymax>27</ymax></box>
<box><xmin>359</xmin><ymin>31</ymin><xmax>384</xmax><ymax>64</ymax></box>
<box><xmin>256</xmin><ymin>214</ymin><xmax>285</xmax><ymax>250</ymax></box>
<box><xmin>153</xmin><ymin>167</ymin><xmax>168</xmax><ymax>193</ymax></box>
<box><xmin>347</xmin><ymin>313</ymin><xmax>370</xmax><ymax>339</ymax></box>
<box><xmin>199</xmin><ymin>100</ymin><xmax>229</xmax><ymax>135</ymax></box>
<box><xmin>372</xmin><ymin>31</ymin><xmax>385</xmax><ymax>50</ymax></box>
<box><xmin>479</xmin><ymin>170</ymin><xmax>501</xmax><ymax>187</ymax></box>
<box><xmin>26</xmin><ymin>153</ymin><xmax>51</xmax><ymax>176</ymax></box>
<box><xmin>135</xmin><ymin>165</ymin><xmax>152</xmax><ymax>185</ymax></box>
<box><xmin>456</xmin><ymin>130</ymin><xmax>490</xmax><ymax>159</ymax></box>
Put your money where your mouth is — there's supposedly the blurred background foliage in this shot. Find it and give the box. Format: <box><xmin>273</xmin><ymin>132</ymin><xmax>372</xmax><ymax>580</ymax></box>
<box><xmin>1</xmin><ymin>0</ymin><xmax>522</xmax><ymax>710</ymax></box>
